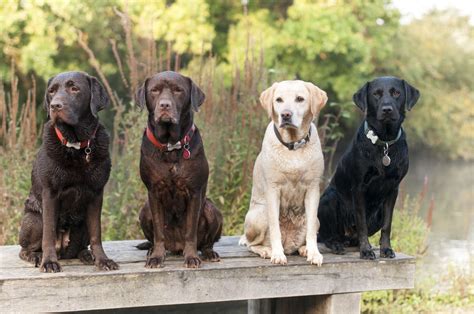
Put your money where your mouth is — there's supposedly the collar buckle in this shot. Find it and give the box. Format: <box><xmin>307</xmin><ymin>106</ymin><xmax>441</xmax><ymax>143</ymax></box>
<box><xmin>273</xmin><ymin>123</ymin><xmax>311</xmax><ymax>151</ymax></box>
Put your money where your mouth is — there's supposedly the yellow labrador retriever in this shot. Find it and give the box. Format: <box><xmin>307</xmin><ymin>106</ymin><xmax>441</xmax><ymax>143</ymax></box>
<box><xmin>239</xmin><ymin>80</ymin><xmax>327</xmax><ymax>266</ymax></box>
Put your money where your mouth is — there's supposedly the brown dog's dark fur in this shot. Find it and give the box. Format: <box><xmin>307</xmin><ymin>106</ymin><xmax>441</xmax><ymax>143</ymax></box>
<box><xmin>18</xmin><ymin>71</ymin><xmax>118</xmax><ymax>272</ymax></box>
<box><xmin>136</xmin><ymin>71</ymin><xmax>222</xmax><ymax>268</ymax></box>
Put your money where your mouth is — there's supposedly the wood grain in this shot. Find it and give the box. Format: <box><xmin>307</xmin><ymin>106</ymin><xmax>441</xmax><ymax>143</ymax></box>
<box><xmin>0</xmin><ymin>236</ymin><xmax>415</xmax><ymax>312</ymax></box>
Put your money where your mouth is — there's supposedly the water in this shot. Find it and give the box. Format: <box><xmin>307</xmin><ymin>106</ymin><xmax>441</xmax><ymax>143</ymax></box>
<box><xmin>403</xmin><ymin>153</ymin><xmax>473</xmax><ymax>277</ymax></box>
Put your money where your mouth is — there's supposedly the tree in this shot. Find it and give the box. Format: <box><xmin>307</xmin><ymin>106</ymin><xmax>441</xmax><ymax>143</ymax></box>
<box><xmin>388</xmin><ymin>10</ymin><xmax>474</xmax><ymax>159</ymax></box>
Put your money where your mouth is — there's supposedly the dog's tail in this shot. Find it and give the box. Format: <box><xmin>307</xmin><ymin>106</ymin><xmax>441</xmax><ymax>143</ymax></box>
<box><xmin>136</xmin><ymin>241</ymin><xmax>153</xmax><ymax>250</ymax></box>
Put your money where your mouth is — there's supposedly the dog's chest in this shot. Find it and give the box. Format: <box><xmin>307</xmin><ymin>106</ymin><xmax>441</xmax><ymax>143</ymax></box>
<box><xmin>279</xmin><ymin>179</ymin><xmax>307</xmax><ymax>213</ymax></box>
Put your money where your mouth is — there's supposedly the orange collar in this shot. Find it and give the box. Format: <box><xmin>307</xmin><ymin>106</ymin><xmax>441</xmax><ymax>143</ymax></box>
<box><xmin>145</xmin><ymin>124</ymin><xmax>196</xmax><ymax>159</ymax></box>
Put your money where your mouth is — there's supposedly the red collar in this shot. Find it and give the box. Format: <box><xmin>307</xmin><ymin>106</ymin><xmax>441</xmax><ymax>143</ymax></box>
<box><xmin>54</xmin><ymin>124</ymin><xmax>98</xmax><ymax>150</ymax></box>
<box><xmin>145</xmin><ymin>124</ymin><xmax>196</xmax><ymax>159</ymax></box>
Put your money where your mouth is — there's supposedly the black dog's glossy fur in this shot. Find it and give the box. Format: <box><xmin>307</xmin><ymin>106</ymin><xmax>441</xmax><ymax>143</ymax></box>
<box><xmin>18</xmin><ymin>71</ymin><xmax>118</xmax><ymax>272</ymax></box>
<box><xmin>318</xmin><ymin>76</ymin><xmax>420</xmax><ymax>259</ymax></box>
<box><xmin>136</xmin><ymin>71</ymin><xmax>222</xmax><ymax>269</ymax></box>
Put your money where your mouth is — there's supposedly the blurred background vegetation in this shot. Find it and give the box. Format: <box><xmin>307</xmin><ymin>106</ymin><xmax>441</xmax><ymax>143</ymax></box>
<box><xmin>0</xmin><ymin>0</ymin><xmax>472</xmax><ymax>312</ymax></box>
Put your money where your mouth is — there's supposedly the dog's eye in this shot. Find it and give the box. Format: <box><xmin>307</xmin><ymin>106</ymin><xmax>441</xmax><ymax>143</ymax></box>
<box><xmin>150</xmin><ymin>87</ymin><xmax>159</xmax><ymax>93</ymax></box>
<box><xmin>172</xmin><ymin>87</ymin><xmax>183</xmax><ymax>93</ymax></box>
<box><xmin>276</xmin><ymin>97</ymin><xmax>283</xmax><ymax>103</ymax></box>
<box><xmin>48</xmin><ymin>88</ymin><xmax>55</xmax><ymax>95</ymax></box>
<box><xmin>70</xmin><ymin>86</ymin><xmax>80</xmax><ymax>92</ymax></box>
<box><xmin>391</xmin><ymin>89</ymin><xmax>401</xmax><ymax>98</ymax></box>
<box><xmin>295</xmin><ymin>96</ymin><xmax>304</xmax><ymax>102</ymax></box>
<box><xmin>372</xmin><ymin>89</ymin><xmax>383</xmax><ymax>98</ymax></box>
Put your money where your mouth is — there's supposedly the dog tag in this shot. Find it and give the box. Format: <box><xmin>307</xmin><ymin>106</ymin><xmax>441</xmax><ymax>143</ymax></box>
<box><xmin>382</xmin><ymin>155</ymin><xmax>391</xmax><ymax>166</ymax></box>
<box><xmin>182</xmin><ymin>144</ymin><xmax>191</xmax><ymax>159</ymax></box>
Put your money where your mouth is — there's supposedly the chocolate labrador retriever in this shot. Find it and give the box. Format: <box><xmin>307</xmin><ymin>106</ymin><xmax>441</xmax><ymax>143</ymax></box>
<box><xmin>318</xmin><ymin>76</ymin><xmax>420</xmax><ymax>259</ymax></box>
<box><xmin>18</xmin><ymin>71</ymin><xmax>118</xmax><ymax>272</ymax></box>
<box><xmin>135</xmin><ymin>71</ymin><xmax>222</xmax><ymax>268</ymax></box>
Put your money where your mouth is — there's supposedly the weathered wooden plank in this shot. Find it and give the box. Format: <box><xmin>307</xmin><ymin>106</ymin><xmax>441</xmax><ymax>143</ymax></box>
<box><xmin>0</xmin><ymin>236</ymin><xmax>415</xmax><ymax>312</ymax></box>
<box><xmin>0</xmin><ymin>236</ymin><xmax>407</xmax><ymax>270</ymax></box>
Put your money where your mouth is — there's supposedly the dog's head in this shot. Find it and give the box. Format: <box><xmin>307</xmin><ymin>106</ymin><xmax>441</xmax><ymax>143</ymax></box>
<box><xmin>260</xmin><ymin>80</ymin><xmax>327</xmax><ymax>130</ymax></box>
<box><xmin>353</xmin><ymin>76</ymin><xmax>419</xmax><ymax>128</ymax></box>
<box><xmin>135</xmin><ymin>71</ymin><xmax>205</xmax><ymax>125</ymax></box>
<box><xmin>44</xmin><ymin>71</ymin><xmax>109</xmax><ymax>125</ymax></box>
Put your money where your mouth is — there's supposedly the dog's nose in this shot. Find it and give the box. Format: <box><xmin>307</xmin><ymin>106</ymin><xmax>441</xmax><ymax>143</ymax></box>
<box><xmin>281</xmin><ymin>110</ymin><xmax>293</xmax><ymax>120</ymax></box>
<box><xmin>159</xmin><ymin>100</ymin><xmax>172</xmax><ymax>110</ymax></box>
<box><xmin>50</xmin><ymin>102</ymin><xmax>64</xmax><ymax>111</ymax></box>
<box><xmin>382</xmin><ymin>106</ymin><xmax>393</xmax><ymax>114</ymax></box>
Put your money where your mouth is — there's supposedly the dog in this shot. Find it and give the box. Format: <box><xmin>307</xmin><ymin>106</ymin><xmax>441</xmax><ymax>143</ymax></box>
<box><xmin>318</xmin><ymin>76</ymin><xmax>420</xmax><ymax>259</ymax></box>
<box><xmin>18</xmin><ymin>71</ymin><xmax>118</xmax><ymax>272</ymax></box>
<box><xmin>239</xmin><ymin>80</ymin><xmax>328</xmax><ymax>266</ymax></box>
<box><xmin>135</xmin><ymin>71</ymin><xmax>222</xmax><ymax>269</ymax></box>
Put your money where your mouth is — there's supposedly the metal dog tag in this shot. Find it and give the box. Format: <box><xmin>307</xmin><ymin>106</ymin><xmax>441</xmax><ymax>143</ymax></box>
<box><xmin>382</xmin><ymin>143</ymin><xmax>391</xmax><ymax>166</ymax></box>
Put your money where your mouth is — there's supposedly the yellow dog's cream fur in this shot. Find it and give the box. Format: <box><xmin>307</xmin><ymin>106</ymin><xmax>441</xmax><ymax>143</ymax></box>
<box><xmin>239</xmin><ymin>80</ymin><xmax>327</xmax><ymax>266</ymax></box>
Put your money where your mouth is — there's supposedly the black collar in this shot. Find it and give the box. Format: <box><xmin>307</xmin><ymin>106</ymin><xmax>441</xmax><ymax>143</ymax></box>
<box><xmin>273</xmin><ymin>124</ymin><xmax>311</xmax><ymax>150</ymax></box>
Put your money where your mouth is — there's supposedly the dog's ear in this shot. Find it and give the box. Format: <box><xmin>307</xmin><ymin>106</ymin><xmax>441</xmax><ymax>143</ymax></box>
<box><xmin>88</xmin><ymin>75</ymin><xmax>110</xmax><ymax>117</ymax></box>
<box><xmin>135</xmin><ymin>78</ymin><xmax>148</xmax><ymax>110</ymax></box>
<box><xmin>305</xmin><ymin>82</ymin><xmax>328</xmax><ymax>118</ymax></box>
<box><xmin>402</xmin><ymin>80</ymin><xmax>420</xmax><ymax>111</ymax></box>
<box><xmin>43</xmin><ymin>76</ymin><xmax>55</xmax><ymax>118</ymax></box>
<box><xmin>260</xmin><ymin>82</ymin><xmax>278</xmax><ymax>118</ymax></box>
<box><xmin>188</xmin><ymin>77</ymin><xmax>205</xmax><ymax>112</ymax></box>
<box><xmin>353</xmin><ymin>82</ymin><xmax>369</xmax><ymax>112</ymax></box>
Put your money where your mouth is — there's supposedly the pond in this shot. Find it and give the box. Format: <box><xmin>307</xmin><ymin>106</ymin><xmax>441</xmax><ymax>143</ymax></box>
<box><xmin>404</xmin><ymin>153</ymin><xmax>473</xmax><ymax>276</ymax></box>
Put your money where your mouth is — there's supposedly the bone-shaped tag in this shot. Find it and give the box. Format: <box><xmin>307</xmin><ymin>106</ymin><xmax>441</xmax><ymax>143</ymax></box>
<box><xmin>65</xmin><ymin>141</ymin><xmax>82</xmax><ymax>150</ymax></box>
<box><xmin>167</xmin><ymin>142</ymin><xmax>182</xmax><ymax>151</ymax></box>
<box><xmin>366</xmin><ymin>130</ymin><xmax>378</xmax><ymax>145</ymax></box>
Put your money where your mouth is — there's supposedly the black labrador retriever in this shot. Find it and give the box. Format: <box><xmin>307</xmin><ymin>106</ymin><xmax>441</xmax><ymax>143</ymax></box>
<box><xmin>135</xmin><ymin>71</ymin><xmax>222</xmax><ymax>268</ymax></box>
<box><xmin>318</xmin><ymin>76</ymin><xmax>420</xmax><ymax>259</ymax></box>
<box><xmin>18</xmin><ymin>71</ymin><xmax>118</xmax><ymax>272</ymax></box>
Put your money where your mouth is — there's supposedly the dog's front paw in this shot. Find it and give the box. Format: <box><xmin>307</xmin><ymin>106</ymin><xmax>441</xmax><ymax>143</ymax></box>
<box><xmin>78</xmin><ymin>249</ymin><xmax>94</xmax><ymax>265</ymax></box>
<box><xmin>298</xmin><ymin>245</ymin><xmax>307</xmax><ymax>257</ymax></box>
<box><xmin>145</xmin><ymin>256</ymin><xmax>165</xmax><ymax>268</ymax></box>
<box><xmin>270</xmin><ymin>251</ymin><xmax>287</xmax><ymax>265</ymax></box>
<box><xmin>326</xmin><ymin>241</ymin><xmax>346</xmax><ymax>255</ymax></box>
<box><xmin>96</xmin><ymin>258</ymin><xmax>119</xmax><ymax>271</ymax></box>
<box><xmin>202</xmin><ymin>249</ymin><xmax>220</xmax><ymax>262</ymax></box>
<box><xmin>360</xmin><ymin>247</ymin><xmax>376</xmax><ymax>260</ymax></box>
<box><xmin>184</xmin><ymin>255</ymin><xmax>202</xmax><ymax>268</ymax></box>
<box><xmin>380</xmin><ymin>247</ymin><xmax>396</xmax><ymax>258</ymax></box>
<box><xmin>40</xmin><ymin>259</ymin><xmax>62</xmax><ymax>273</ymax></box>
<box><xmin>306</xmin><ymin>249</ymin><xmax>323</xmax><ymax>266</ymax></box>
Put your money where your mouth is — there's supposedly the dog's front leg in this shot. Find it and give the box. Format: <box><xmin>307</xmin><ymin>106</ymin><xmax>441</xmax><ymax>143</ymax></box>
<box><xmin>40</xmin><ymin>189</ymin><xmax>61</xmax><ymax>272</ymax></box>
<box><xmin>86</xmin><ymin>193</ymin><xmax>119</xmax><ymax>270</ymax></box>
<box><xmin>184</xmin><ymin>192</ymin><xmax>202</xmax><ymax>268</ymax></box>
<box><xmin>353</xmin><ymin>192</ymin><xmax>376</xmax><ymax>260</ymax></box>
<box><xmin>303</xmin><ymin>185</ymin><xmax>323</xmax><ymax>266</ymax></box>
<box><xmin>266</xmin><ymin>187</ymin><xmax>286</xmax><ymax>265</ymax></box>
<box><xmin>380</xmin><ymin>189</ymin><xmax>398</xmax><ymax>258</ymax></box>
<box><xmin>146</xmin><ymin>190</ymin><xmax>166</xmax><ymax>268</ymax></box>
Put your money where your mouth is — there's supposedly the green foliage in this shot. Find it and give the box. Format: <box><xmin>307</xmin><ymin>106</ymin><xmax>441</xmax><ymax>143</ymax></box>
<box><xmin>0</xmin><ymin>0</ymin><xmax>119</xmax><ymax>80</ymax></box>
<box><xmin>0</xmin><ymin>148</ymin><xmax>35</xmax><ymax>245</ymax></box>
<box><xmin>363</xmin><ymin>268</ymin><xmax>474</xmax><ymax>313</ymax></box>
<box><xmin>129</xmin><ymin>0</ymin><xmax>214</xmax><ymax>54</ymax></box>
<box><xmin>101</xmin><ymin>108</ymin><xmax>147</xmax><ymax>241</ymax></box>
<box><xmin>363</xmin><ymin>195</ymin><xmax>474</xmax><ymax>312</ymax></box>
<box><xmin>388</xmin><ymin>10</ymin><xmax>474</xmax><ymax>160</ymax></box>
